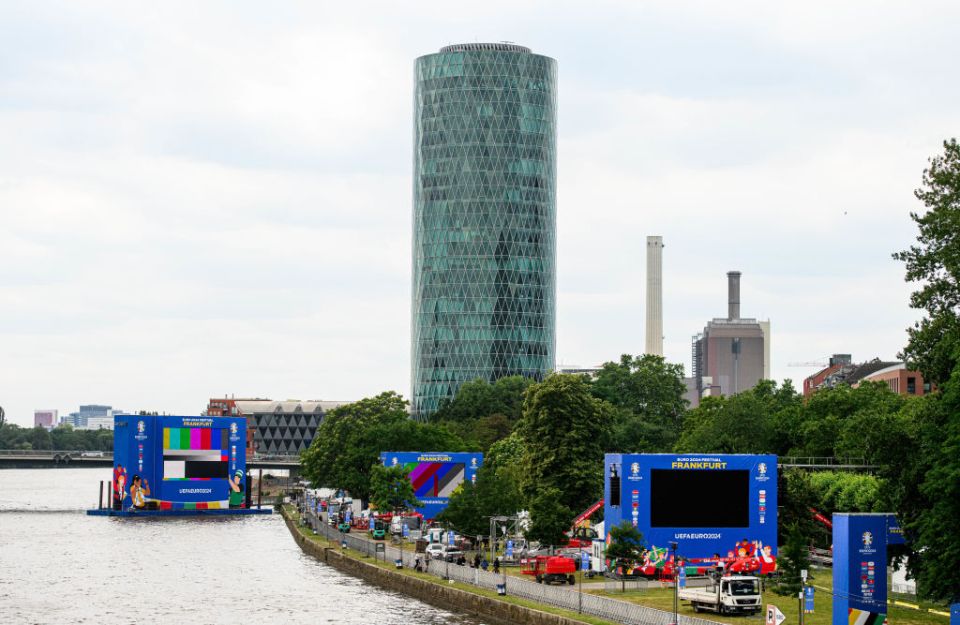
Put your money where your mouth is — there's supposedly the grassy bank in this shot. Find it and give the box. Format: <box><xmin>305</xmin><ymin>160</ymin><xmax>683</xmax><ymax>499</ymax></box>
<box><xmin>591</xmin><ymin>569</ymin><xmax>949</xmax><ymax>625</ymax></box>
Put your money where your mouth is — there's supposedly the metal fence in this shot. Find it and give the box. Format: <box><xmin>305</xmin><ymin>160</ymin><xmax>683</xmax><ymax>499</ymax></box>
<box><xmin>298</xmin><ymin>506</ymin><xmax>721</xmax><ymax>625</ymax></box>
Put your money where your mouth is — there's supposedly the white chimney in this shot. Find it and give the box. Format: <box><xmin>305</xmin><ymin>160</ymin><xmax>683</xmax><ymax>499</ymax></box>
<box><xmin>645</xmin><ymin>236</ymin><xmax>663</xmax><ymax>356</ymax></box>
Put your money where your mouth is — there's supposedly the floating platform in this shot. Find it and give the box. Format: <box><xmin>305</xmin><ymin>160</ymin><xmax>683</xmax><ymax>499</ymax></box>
<box><xmin>86</xmin><ymin>507</ymin><xmax>273</xmax><ymax>518</ymax></box>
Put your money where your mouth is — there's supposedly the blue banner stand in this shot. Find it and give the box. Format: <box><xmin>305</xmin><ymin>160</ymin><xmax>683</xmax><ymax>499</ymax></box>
<box><xmin>833</xmin><ymin>513</ymin><xmax>888</xmax><ymax>625</ymax></box>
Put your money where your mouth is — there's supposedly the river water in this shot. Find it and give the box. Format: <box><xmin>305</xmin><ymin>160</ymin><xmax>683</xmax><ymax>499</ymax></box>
<box><xmin>0</xmin><ymin>468</ymin><xmax>481</xmax><ymax>625</ymax></box>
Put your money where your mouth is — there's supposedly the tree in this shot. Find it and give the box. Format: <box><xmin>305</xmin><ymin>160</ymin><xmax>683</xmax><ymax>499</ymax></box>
<box><xmin>300</xmin><ymin>391</ymin><xmax>466</xmax><ymax>503</ymax></box>
<box><xmin>893</xmin><ymin>138</ymin><xmax>960</xmax><ymax>385</ymax></box>
<box><xmin>604</xmin><ymin>521</ymin><xmax>645</xmax><ymax>563</ymax></box>
<box><xmin>518</xmin><ymin>374</ymin><xmax>611</xmax><ymax>514</ymax></box>
<box><xmin>29</xmin><ymin>426</ymin><xmax>52</xmax><ymax>451</ymax></box>
<box><xmin>773</xmin><ymin>524</ymin><xmax>811</xmax><ymax>597</ymax></box>
<box><xmin>675</xmin><ymin>381</ymin><xmax>790</xmax><ymax>454</ymax></box>
<box><xmin>369</xmin><ymin>464</ymin><xmax>421</xmax><ymax>513</ymax></box>
<box><xmin>592</xmin><ymin>354</ymin><xmax>687</xmax><ymax>450</ymax></box>
<box><xmin>526</xmin><ymin>487</ymin><xmax>572</xmax><ymax>547</ymax></box>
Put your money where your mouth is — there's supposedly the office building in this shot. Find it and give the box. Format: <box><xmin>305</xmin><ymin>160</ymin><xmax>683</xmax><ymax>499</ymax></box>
<box><xmin>34</xmin><ymin>410</ymin><xmax>58</xmax><ymax>430</ymax></box>
<box><xmin>691</xmin><ymin>272</ymin><xmax>768</xmax><ymax>400</ymax></box>
<box><xmin>205</xmin><ymin>398</ymin><xmax>351</xmax><ymax>455</ymax></box>
<box><xmin>411</xmin><ymin>43</ymin><xmax>558</xmax><ymax>417</ymax></box>
<box><xmin>645</xmin><ymin>236</ymin><xmax>663</xmax><ymax>356</ymax></box>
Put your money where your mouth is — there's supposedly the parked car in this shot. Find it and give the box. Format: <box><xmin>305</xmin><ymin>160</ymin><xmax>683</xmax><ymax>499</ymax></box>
<box><xmin>441</xmin><ymin>546</ymin><xmax>464</xmax><ymax>562</ymax></box>
<box><xmin>425</xmin><ymin>543</ymin><xmax>447</xmax><ymax>559</ymax></box>
<box><xmin>80</xmin><ymin>451</ymin><xmax>105</xmax><ymax>458</ymax></box>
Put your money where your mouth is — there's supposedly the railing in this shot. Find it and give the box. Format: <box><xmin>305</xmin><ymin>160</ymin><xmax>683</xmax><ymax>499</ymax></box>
<box><xmin>298</xmin><ymin>505</ymin><xmax>721</xmax><ymax>625</ymax></box>
<box><xmin>780</xmin><ymin>457</ymin><xmax>873</xmax><ymax>467</ymax></box>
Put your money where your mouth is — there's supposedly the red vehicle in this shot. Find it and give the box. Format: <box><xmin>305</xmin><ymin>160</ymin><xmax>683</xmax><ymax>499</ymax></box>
<box><xmin>521</xmin><ymin>555</ymin><xmax>577</xmax><ymax>585</ymax></box>
<box><xmin>566</xmin><ymin>499</ymin><xmax>603</xmax><ymax>548</ymax></box>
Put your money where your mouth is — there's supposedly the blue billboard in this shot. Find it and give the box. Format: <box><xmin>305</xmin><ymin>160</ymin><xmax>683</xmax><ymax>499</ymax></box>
<box><xmin>833</xmin><ymin>513</ymin><xmax>888</xmax><ymax>625</ymax></box>
<box><xmin>380</xmin><ymin>451</ymin><xmax>483</xmax><ymax>520</ymax></box>
<box><xmin>113</xmin><ymin>415</ymin><xmax>246</xmax><ymax>510</ymax></box>
<box><xmin>604</xmin><ymin>454</ymin><xmax>777</xmax><ymax>567</ymax></box>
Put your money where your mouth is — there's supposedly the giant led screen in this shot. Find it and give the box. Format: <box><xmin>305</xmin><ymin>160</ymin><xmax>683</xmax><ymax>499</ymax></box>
<box><xmin>113</xmin><ymin>415</ymin><xmax>246</xmax><ymax>511</ymax></box>
<box><xmin>380</xmin><ymin>452</ymin><xmax>483</xmax><ymax>520</ymax></box>
<box><xmin>605</xmin><ymin>454</ymin><xmax>777</xmax><ymax>563</ymax></box>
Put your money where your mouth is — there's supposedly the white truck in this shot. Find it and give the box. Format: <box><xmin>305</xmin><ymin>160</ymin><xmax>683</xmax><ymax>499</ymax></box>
<box><xmin>678</xmin><ymin>575</ymin><xmax>762</xmax><ymax>615</ymax></box>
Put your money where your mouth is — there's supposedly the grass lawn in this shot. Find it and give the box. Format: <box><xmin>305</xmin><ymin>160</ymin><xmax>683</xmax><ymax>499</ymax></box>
<box><xmin>590</xmin><ymin>568</ymin><xmax>948</xmax><ymax>625</ymax></box>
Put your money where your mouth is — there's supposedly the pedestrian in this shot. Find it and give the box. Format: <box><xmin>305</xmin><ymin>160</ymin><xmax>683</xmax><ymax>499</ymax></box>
<box><xmin>493</xmin><ymin>557</ymin><xmax>500</xmax><ymax>574</ymax></box>
<box><xmin>457</xmin><ymin>554</ymin><xmax>466</xmax><ymax>566</ymax></box>
<box><xmin>473</xmin><ymin>552</ymin><xmax>481</xmax><ymax>568</ymax></box>
<box><xmin>481</xmin><ymin>557</ymin><xmax>488</xmax><ymax>571</ymax></box>
<box><xmin>414</xmin><ymin>556</ymin><xmax>423</xmax><ymax>573</ymax></box>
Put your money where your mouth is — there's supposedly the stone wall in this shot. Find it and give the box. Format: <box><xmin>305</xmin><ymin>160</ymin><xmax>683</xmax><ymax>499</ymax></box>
<box><xmin>282</xmin><ymin>511</ymin><xmax>592</xmax><ymax>625</ymax></box>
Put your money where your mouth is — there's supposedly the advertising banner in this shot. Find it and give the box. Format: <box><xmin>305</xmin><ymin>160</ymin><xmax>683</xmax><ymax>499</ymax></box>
<box><xmin>113</xmin><ymin>415</ymin><xmax>246</xmax><ymax>511</ymax></box>
<box><xmin>833</xmin><ymin>513</ymin><xmax>888</xmax><ymax>625</ymax></box>
<box><xmin>805</xmin><ymin>586</ymin><xmax>815</xmax><ymax>613</ymax></box>
<box><xmin>604</xmin><ymin>453</ymin><xmax>777</xmax><ymax>565</ymax></box>
<box><xmin>380</xmin><ymin>451</ymin><xmax>483</xmax><ymax>520</ymax></box>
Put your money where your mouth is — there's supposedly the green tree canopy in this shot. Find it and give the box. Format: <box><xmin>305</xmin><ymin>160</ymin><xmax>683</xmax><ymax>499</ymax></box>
<box><xmin>369</xmin><ymin>464</ymin><xmax>421</xmax><ymax>513</ymax></box>
<box><xmin>300</xmin><ymin>391</ymin><xmax>466</xmax><ymax>503</ymax></box>
<box><xmin>592</xmin><ymin>354</ymin><xmax>688</xmax><ymax>450</ymax></box>
<box><xmin>518</xmin><ymin>374</ymin><xmax>611</xmax><ymax>515</ymax></box>
<box><xmin>604</xmin><ymin>521</ymin><xmax>645</xmax><ymax>563</ymax></box>
<box><xmin>525</xmin><ymin>487</ymin><xmax>572</xmax><ymax>547</ymax></box>
<box><xmin>893</xmin><ymin>138</ymin><xmax>960</xmax><ymax>384</ymax></box>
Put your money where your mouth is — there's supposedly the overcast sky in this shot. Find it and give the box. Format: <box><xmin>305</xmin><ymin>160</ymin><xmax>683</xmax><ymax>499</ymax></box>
<box><xmin>2</xmin><ymin>1</ymin><xmax>958</xmax><ymax>426</ymax></box>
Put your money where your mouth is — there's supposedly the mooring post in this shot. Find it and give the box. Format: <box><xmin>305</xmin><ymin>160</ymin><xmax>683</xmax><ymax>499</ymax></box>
<box><xmin>257</xmin><ymin>468</ymin><xmax>263</xmax><ymax>509</ymax></box>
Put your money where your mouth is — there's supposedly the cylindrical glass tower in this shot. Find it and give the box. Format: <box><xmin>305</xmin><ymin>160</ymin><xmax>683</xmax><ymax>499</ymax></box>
<box><xmin>412</xmin><ymin>43</ymin><xmax>557</xmax><ymax>418</ymax></box>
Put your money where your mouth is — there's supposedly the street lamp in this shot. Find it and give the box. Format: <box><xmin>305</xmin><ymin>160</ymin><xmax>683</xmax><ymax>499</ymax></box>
<box><xmin>669</xmin><ymin>541</ymin><xmax>679</xmax><ymax>625</ymax></box>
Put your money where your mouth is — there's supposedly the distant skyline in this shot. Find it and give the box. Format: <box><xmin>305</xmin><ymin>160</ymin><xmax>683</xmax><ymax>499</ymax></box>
<box><xmin>2</xmin><ymin>1</ymin><xmax>959</xmax><ymax>426</ymax></box>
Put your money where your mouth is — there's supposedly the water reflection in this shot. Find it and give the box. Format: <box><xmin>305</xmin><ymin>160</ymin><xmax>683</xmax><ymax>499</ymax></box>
<box><xmin>0</xmin><ymin>469</ymin><xmax>480</xmax><ymax>625</ymax></box>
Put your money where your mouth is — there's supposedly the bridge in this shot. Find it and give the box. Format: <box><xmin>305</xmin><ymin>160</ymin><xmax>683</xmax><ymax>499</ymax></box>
<box><xmin>0</xmin><ymin>450</ymin><xmax>301</xmax><ymax>473</ymax></box>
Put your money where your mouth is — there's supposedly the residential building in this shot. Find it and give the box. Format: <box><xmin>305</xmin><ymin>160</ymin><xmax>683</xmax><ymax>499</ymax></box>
<box><xmin>411</xmin><ymin>43</ymin><xmax>558</xmax><ymax>418</ymax></box>
<box><xmin>205</xmin><ymin>398</ymin><xmax>351</xmax><ymax>455</ymax></box>
<box><xmin>805</xmin><ymin>357</ymin><xmax>931</xmax><ymax>397</ymax></box>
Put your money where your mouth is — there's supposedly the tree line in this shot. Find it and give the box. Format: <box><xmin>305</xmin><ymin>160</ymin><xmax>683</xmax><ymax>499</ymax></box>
<box><xmin>300</xmin><ymin>139</ymin><xmax>960</xmax><ymax>605</ymax></box>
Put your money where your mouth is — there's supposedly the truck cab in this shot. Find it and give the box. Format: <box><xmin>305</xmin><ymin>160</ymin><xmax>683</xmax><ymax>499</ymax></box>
<box><xmin>679</xmin><ymin>575</ymin><xmax>762</xmax><ymax>615</ymax></box>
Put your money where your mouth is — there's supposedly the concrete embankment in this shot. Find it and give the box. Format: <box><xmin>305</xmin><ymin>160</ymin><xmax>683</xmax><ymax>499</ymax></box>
<box><xmin>280</xmin><ymin>508</ymin><xmax>594</xmax><ymax>625</ymax></box>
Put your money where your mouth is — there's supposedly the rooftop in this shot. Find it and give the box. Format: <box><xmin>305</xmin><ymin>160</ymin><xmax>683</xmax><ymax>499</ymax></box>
<box><xmin>439</xmin><ymin>43</ymin><xmax>531</xmax><ymax>54</ymax></box>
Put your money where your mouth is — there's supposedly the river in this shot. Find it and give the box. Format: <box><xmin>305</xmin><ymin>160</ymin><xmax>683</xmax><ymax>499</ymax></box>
<box><xmin>0</xmin><ymin>468</ymin><xmax>481</xmax><ymax>625</ymax></box>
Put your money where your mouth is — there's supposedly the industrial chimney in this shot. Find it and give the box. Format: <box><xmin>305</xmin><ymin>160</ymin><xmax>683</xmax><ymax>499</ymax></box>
<box><xmin>645</xmin><ymin>236</ymin><xmax>663</xmax><ymax>356</ymax></box>
<box><xmin>727</xmin><ymin>271</ymin><xmax>741</xmax><ymax>320</ymax></box>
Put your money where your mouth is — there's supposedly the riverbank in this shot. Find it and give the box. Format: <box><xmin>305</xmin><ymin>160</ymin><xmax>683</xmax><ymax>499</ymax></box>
<box><xmin>281</xmin><ymin>506</ymin><xmax>609</xmax><ymax>625</ymax></box>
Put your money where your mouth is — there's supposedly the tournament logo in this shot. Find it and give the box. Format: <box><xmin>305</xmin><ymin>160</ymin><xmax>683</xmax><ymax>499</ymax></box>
<box><xmin>631</xmin><ymin>462</ymin><xmax>640</xmax><ymax>476</ymax></box>
<box><xmin>391</xmin><ymin>456</ymin><xmax>398</xmax><ymax>466</ymax></box>
<box><xmin>230</xmin><ymin>422</ymin><xmax>238</xmax><ymax>435</ymax></box>
<box><xmin>758</xmin><ymin>462</ymin><xmax>767</xmax><ymax>477</ymax></box>
<box><xmin>137</xmin><ymin>420</ymin><xmax>145</xmax><ymax>433</ymax></box>
<box><xmin>862</xmin><ymin>531</ymin><xmax>873</xmax><ymax>547</ymax></box>
<box><xmin>471</xmin><ymin>457</ymin><xmax>478</xmax><ymax>468</ymax></box>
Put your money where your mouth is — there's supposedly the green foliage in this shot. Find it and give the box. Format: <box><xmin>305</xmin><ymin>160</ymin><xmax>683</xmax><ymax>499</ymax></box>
<box><xmin>604</xmin><ymin>521</ymin><xmax>645</xmax><ymax>562</ymax></box>
<box><xmin>806</xmin><ymin>471</ymin><xmax>885</xmax><ymax>513</ymax></box>
<box><xmin>430</xmin><ymin>376</ymin><xmax>532</xmax><ymax>451</ymax></box>
<box><xmin>772</xmin><ymin>525</ymin><xmax>810</xmax><ymax>597</ymax></box>
<box><xmin>300</xmin><ymin>391</ymin><xmax>466</xmax><ymax>503</ymax></box>
<box><xmin>369</xmin><ymin>464</ymin><xmax>422</xmax><ymax>513</ymax></box>
<box><xmin>676</xmin><ymin>380</ymin><xmax>799</xmax><ymax>454</ymax></box>
<box><xmin>591</xmin><ymin>354</ymin><xmax>688</xmax><ymax>450</ymax></box>
<box><xmin>518</xmin><ymin>374</ymin><xmax>611</xmax><ymax>514</ymax></box>
<box><xmin>526</xmin><ymin>487</ymin><xmax>572</xmax><ymax>547</ymax></box>
<box><xmin>893</xmin><ymin>138</ymin><xmax>960</xmax><ymax>385</ymax></box>
<box><xmin>0</xmin><ymin>424</ymin><xmax>112</xmax><ymax>451</ymax></box>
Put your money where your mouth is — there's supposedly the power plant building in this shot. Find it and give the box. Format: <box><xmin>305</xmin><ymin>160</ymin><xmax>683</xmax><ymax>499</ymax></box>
<box><xmin>691</xmin><ymin>272</ymin><xmax>769</xmax><ymax>400</ymax></box>
<box><xmin>411</xmin><ymin>43</ymin><xmax>558</xmax><ymax>418</ymax></box>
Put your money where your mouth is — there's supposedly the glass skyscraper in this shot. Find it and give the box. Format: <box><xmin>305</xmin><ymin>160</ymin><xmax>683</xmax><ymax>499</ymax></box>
<box><xmin>412</xmin><ymin>43</ymin><xmax>557</xmax><ymax>418</ymax></box>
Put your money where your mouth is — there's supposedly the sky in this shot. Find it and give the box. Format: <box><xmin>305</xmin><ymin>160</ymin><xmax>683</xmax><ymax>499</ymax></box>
<box><xmin>2</xmin><ymin>1</ymin><xmax>958</xmax><ymax>426</ymax></box>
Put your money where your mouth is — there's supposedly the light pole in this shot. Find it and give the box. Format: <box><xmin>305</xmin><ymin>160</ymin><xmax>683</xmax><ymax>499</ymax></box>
<box><xmin>669</xmin><ymin>541</ymin><xmax>679</xmax><ymax>625</ymax></box>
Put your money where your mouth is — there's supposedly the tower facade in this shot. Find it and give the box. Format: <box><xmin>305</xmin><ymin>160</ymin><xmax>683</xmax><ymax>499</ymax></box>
<box><xmin>412</xmin><ymin>43</ymin><xmax>558</xmax><ymax>418</ymax></box>
<box><xmin>645</xmin><ymin>236</ymin><xmax>663</xmax><ymax>356</ymax></box>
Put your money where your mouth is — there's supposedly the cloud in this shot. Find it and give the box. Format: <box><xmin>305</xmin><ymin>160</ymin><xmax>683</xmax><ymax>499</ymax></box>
<box><xmin>1</xmin><ymin>1</ymin><xmax>958</xmax><ymax>424</ymax></box>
